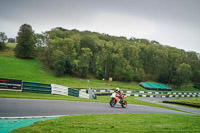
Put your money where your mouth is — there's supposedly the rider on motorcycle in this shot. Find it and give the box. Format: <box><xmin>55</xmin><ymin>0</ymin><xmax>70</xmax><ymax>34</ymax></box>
<box><xmin>110</xmin><ymin>87</ymin><xmax>127</xmax><ymax>108</ymax></box>
<box><xmin>115</xmin><ymin>88</ymin><xmax>124</xmax><ymax>103</ymax></box>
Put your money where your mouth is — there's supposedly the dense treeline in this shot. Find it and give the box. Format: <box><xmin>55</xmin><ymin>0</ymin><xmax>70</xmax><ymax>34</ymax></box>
<box><xmin>33</xmin><ymin>27</ymin><xmax>200</xmax><ymax>87</ymax></box>
<box><xmin>13</xmin><ymin>24</ymin><xmax>200</xmax><ymax>88</ymax></box>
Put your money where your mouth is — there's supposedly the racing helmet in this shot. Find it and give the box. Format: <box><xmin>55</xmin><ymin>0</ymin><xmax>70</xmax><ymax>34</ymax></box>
<box><xmin>116</xmin><ymin>88</ymin><xmax>120</xmax><ymax>91</ymax></box>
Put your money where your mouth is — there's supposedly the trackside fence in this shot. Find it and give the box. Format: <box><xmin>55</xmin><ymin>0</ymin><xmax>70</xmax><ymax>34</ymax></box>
<box><xmin>90</xmin><ymin>89</ymin><xmax>200</xmax><ymax>98</ymax></box>
<box><xmin>1</xmin><ymin>78</ymin><xmax>200</xmax><ymax>99</ymax></box>
<box><xmin>51</xmin><ymin>84</ymin><xmax>90</xmax><ymax>99</ymax></box>
<box><xmin>51</xmin><ymin>84</ymin><xmax>68</xmax><ymax>96</ymax></box>
<box><xmin>22</xmin><ymin>81</ymin><xmax>51</xmax><ymax>94</ymax></box>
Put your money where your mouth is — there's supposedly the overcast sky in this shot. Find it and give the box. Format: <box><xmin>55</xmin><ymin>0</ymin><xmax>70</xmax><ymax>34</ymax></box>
<box><xmin>0</xmin><ymin>0</ymin><xmax>200</xmax><ymax>53</ymax></box>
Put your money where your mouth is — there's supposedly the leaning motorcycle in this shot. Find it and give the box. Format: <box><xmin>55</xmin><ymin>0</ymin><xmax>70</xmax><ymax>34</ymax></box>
<box><xmin>110</xmin><ymin>92</ymin><xmax>127</xmax><ymax>108</ymax></box>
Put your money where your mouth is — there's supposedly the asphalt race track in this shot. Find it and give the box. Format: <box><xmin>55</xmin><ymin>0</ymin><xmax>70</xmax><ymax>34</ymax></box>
<box><xmin>0</xmin><ymin>98</ymin><xmax>190</xmax><ymax>117</ymax></box>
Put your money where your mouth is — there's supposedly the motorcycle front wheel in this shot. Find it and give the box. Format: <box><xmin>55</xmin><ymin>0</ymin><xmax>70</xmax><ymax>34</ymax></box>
<box><xmin>121</xmin><ymin>100</ymin><xmax>127</xmax><ymax>108</ymax></box>
<box><xmin>110</xmin><ymin>98</ymin><xmax>116</xmax><ymax>107</ymax></box>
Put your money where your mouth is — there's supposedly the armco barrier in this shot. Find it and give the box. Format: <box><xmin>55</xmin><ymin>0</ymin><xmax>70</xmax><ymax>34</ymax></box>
<box><xmin>22</xmin><ymin>81</ymin><xmax>51</xmax><ymax>94</ymax></box>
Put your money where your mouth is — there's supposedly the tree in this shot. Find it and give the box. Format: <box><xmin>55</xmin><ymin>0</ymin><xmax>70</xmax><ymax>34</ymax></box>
<box><xmin>14</xmin><ymin>24</ymin><xmax>36</xmax><ymax>59</ymax></box>
<box><xmin>77</xmin><ymin>48</ymin><xmax>92</xmax><ymax>77</ymax></box>
<box><xmin>184</xmin><ymin>51</ymin><xmax>200</xmax><ymax>82</ymax></box>
<box><xmin>31</xmin><ymin>27</ymin><xmax>200</xmax><ymax>83</ymax></box>
<box><xmin>50</xmin><ymin>38</ymin><xmax>76</xmax><ymax>74</ymax></box>
<box><xmin>172</xmin><ymin>63</ymin><xmax>192</xmax><ymax>88</ymax></box>
<box><xmin>0</xmin><ymin>32</ymin><xmax>7</xmax><ymax>50</ymax></box>
<box><xmin>134</xmin><ymin>68</ymin><xmax>146</xmax><ymax>82</ymax></box>
<box><xmin>52</xmin><ymin>50</ymin><xmax>66</xmax><ymax>76</ymax></box>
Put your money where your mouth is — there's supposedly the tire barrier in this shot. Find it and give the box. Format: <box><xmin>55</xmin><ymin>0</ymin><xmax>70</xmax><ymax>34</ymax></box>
<box><xmin>51</xmin><ymin>84</ymin><xmax>90</xmax><ymax>99</ymax></box>
<box><xmin>161</xmin><ymin>94</ymin><xmax>200</xmax><ymax>98</ymax></box>
<box><xmin>0</xmin><ymin>79</ymin><xmax>90</xmax><ymax>99</ymax></box>
<box><xmin>167</xmin><ymin>92</ymin><xmax>200</xmax><ymax>95</ymax></box>
<box><xmin>95</xmin><ymin>93</ymin><xmax>112</xmax><ymax>96</ymax></box>
<box><xmin>92</xmin><ymin>89</ymin><xmax>166</xmax><ymax>94</ymax></box>
<box><xmin>79</xmin><ymin>91</ymin><xmax>90</xmax><ymax>99</ymax></box>
<box><xmin>91</xmin><ymin>89</ymin><xmax>200</xmax><ymax>98</ymax></box>
<box><xmin>0</xmin><ymin>78</ymin><xmax>22</xmax><ymax>90</ymax></box>
<box><xmin>52</xmin><ymin>84</ymin><xmax>90</xmax><ymax>99</ymax></box>
<box><xmin>51</xmin><ymin>84</ymin><xmax>68</xmax><ymax>96</ymax></box>
<box><xmin>22</xmin><ymin>81</ymin><xmax>51</xmax><ymax>94</ymax></box>
<box><xmin>68</xmin><ymin>88</ymin><xmax>79</xmax><ymax>97</ymax></box>
<box><xmin>127</xmin><ymin>94</ymin><xmax>156</xmax><ymax>97</ymax></box>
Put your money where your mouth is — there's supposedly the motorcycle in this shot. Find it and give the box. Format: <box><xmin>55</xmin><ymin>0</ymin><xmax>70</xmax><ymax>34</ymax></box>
<box><xmin>110</xmin><ymin>92</ymin><xmax>127</xmax><ymax>108</ymax></box>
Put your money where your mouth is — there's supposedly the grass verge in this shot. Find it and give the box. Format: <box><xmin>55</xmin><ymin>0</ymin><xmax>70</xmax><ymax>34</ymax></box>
<box><xmin>12</xmin><ymin>113</ymin><xmax>200</xmax><ymax>133</ymax></box>
<box><xmin>0</xmin><ymin>91</ymin><xmax>188</xmax><ymax>112</ymax></box>
<box><xmin>163</xmin><ymin>98</ymin><xmax>200</xmax><ymax>108</ymax></box>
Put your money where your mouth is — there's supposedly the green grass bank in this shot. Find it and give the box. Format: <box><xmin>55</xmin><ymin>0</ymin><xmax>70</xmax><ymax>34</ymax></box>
<box><xmin>13</xmin><ymin>114</ymin><xmax>200</xmax><ymax>133</ymax></box>
<box><xmin>0</xmin><ymin>55</ymin><xmax>144</xmax><ymax>90</ymax></box>
<box><xmin>163</xmin><ymin>98</ymin><xmax>200</xmax><ymax>108</ymax></box>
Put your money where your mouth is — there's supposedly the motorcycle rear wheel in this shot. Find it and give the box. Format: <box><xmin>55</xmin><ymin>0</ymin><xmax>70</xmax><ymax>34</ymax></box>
<box><xmin>110</xmin><ymin>98</ymin><xmax>116</xmax><ymax>107</ymax></box>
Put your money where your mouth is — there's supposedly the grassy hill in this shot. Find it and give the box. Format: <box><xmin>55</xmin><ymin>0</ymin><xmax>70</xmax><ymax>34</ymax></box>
<box><xmin>0</xmin><ymin>56</ymin><xmax>146</xmax><ymax>90</ymax></box>
<box><xmin>0</xmin><ymin>43</ymin><xmax>144</xmax><ymax>90</ymax></box>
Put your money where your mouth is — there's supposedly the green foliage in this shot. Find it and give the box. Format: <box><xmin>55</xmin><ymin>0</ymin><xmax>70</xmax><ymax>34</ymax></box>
<box><xmin>134</xmin><ymin>68</ymin><xmax>146</xmax><ymax>82</ymax></box>
<box><xmin>14</xmin><ymin>24</ymin><xmax>36</xmax><ymax>59</ymax></box>
<box><xmin>10</xmin><ymin>26</ymin><xmax>200</xmax><ymax>85</ymax></box>
<box><xmin>173</xmin><ymin>63</ymin><xmax>192</xmax><ymax>88</ymax></box>
<box><xmin>78</xmin><ymin>48</ymin><xmax>92</xmax><ymax>77</ymax></box>
<box><xmin>52</xmin><ymin>50</ymin><xmax>66</xmax><ymax>76</ymax></box>
<box><xmin>0</xmin><ymin>42</ymin><xmax>6</xmax><ymax>50</ymax></box>
<box><xmin>40</xmin><ymin>27</ymin><xmax>200</xmax><ymax>85</ymax></box>
<box><xmin>0</xmin><ymin>43</ymin><xmax>16</xmax><ymax>57</ymax></box>
<box><xmin>0</xmin><ymin>32</ymin><xmax>7</xmax><ymax>50</ymax></box>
